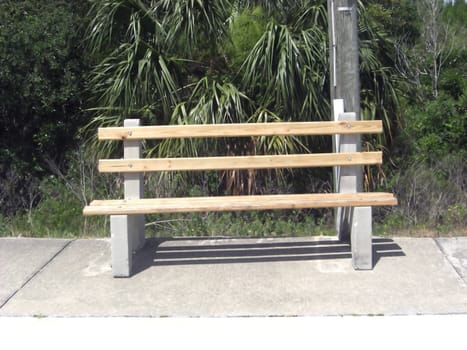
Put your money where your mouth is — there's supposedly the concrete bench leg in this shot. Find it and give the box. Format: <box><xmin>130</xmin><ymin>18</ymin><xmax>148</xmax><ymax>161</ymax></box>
<box><xmin>350</xmin><ymin>206</ymin><xmax>373</xmax><ymax>270</ymax></box>
<box><xmin>110</xmin><ymin>214</ymin><xmax>145</xmax><ymax>277</ymax></box>
<box><xmin>110</xmin><ymin>118</ymin><xmax>146</xmax><ymax>278</ymax></box>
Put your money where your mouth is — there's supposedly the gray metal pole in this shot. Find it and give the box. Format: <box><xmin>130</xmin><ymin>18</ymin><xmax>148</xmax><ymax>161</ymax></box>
<box><xmin>328</xmin><ymin>0</ymin><xmax>363</xmax><ymax>242</ymax></box>
<box><xmin>328</xmin><ymin>0</ymin><xmax>361</xmax><ymax>121</ymax></box>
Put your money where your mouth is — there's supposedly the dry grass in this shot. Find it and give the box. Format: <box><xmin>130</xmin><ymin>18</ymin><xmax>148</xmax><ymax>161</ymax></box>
<box><xmin>385</xmin><ymin>227</ymin><xmax>467</xmax><ymax>238</ymax></box>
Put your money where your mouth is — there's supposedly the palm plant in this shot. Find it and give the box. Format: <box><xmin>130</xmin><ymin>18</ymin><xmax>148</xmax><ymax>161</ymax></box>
<box><xmin>85</xmin><ymin>0</ymin><xmax>400</xmax><ymax>195</ymax></box>
<box><xmin>86</xmin><ymin>0</ymin><xmax>229</xmax><ymax>121</ymax></box>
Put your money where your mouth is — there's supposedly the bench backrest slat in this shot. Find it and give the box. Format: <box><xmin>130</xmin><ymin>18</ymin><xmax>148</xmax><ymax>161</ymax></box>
<box><xmin>98</xmin><ymin>120</ymin><xmax>382</xmax><ymax>141</ymax></box>
<box><xmin>98</xmin><ymin>151</ymin><xmax>382</xmax><ymax>173</ymax></box>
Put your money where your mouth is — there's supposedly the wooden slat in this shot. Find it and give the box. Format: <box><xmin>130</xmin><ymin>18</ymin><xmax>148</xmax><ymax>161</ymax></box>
<box><xmin>98</xmin><ymin>152</ymin><xmax>382</xmax><ymax>173</ymax></box>
<box><xmin>98</xmin><ymin>121</ymin><xmax>383</xmax><ymax>140</ymax></box>
<box><xmin>83</xmin><ymin>192</ymin><xmax>398</xmax><ymax>216</ymax></box>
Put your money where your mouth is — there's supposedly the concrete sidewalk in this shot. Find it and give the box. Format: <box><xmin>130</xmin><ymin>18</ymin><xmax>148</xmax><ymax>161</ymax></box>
<box><xmin>0</xmin><ymin>236</ymin><xmax>466</xmax><ymax>317</ymax></box>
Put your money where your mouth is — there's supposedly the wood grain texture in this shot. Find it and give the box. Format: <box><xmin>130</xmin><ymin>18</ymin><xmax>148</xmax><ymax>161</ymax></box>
<box><xmin>83</xmin><ymin>192</ymin><xmax>397</xmax><ymax>215</ymax></box>
<box><xmin>98</xmin><ymin>121</ymin><xmax>383</xmax><ymax>140</ymax></box>
<box><xmin>98</xmin><ymin>152</ymin><xmax>382</xmax><ymax>173</ymax></box>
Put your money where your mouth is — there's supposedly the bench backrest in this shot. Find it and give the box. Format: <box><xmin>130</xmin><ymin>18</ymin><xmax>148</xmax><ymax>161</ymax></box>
<box><xmin>97</xmin><ymin>119</ymin><xmax>383</xmax><ymax>174</ymax></box>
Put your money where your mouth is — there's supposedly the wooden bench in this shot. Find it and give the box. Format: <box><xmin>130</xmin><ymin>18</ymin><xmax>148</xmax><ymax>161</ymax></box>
<box><xmin>83</xmin><ymin>101</ymin><xmax>397</xmax><ymax>277</ymax></box>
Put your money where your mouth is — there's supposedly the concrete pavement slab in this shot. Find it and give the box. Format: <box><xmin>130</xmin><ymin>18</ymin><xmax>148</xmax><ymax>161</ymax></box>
<box><xmin>0</xmin><ymin>238</ymin><xmax>72</xmax><ymax>308</ymax></box>
<box><xmin>1</xmin><ymin>236</ymin><xmax>466</xmax><ymax>317</ymax></box>
<box><xmin>436</xmin><ymin>237</ymin><xmax>467</xmax><ymax>283</ymax></box>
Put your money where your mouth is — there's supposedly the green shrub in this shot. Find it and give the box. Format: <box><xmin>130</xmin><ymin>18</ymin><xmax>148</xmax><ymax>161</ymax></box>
<box><xmin>145</xmin><ymin>210</ymin><xmax>334</xmax><ymax>238</ymax></box>
<box><xmin>0</xmin><ymin>215</ymin><xmax>9</xmax><ymax>236</ymax></box>
<box><xmin>384</xmin><ymin>153</ymin><xmax>465</xmax><ymax>229</ymax></box>
<box><xmin>402</xmin><ymin>93</ymin><xmax>466</xmax><ymax>162</ymax></box>
<box><xmin>7</xmin><ymin>177</ymin><xmax>83</xmax><ymax>237</ymax></box>
<box><xmin>225</xmin><ymin>6</ymin><xmax>268</xmax><ymax>70</ymax></box>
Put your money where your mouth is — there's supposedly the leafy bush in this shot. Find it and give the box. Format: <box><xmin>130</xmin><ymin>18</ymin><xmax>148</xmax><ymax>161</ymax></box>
<box><xmin>0</xmin><ymin>0</ymin><xmax>91</xmax><ymax>217</ymax></box>
<box><xmin>225</xmin><ymin>6</ymin><xmax>268</xmax><ymax>70</ymax></box>
<box><xmin>383</xmin><ymin>154</ymin><xmax>466</xmax><ymax>228</ymax></box>
<box><xmin>402</xmin><ymin>93</ymin><xmax>466</xmax><ymax>162</ymax></box>
<box><xmin>29</xmin><ymin>178</ymin><xmax>82</xmax><ymax>236</ymax></box>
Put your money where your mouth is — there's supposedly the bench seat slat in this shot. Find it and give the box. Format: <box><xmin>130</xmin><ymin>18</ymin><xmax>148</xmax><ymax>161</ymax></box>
<box><xmin>83</xmin><ymin>193</ymin><xmax>397</xmax><ymax>216</ymax></box>
<box><xmin>98</xmin><ymin>120</ymin><xmax>383</xmax><ymax>140</ymax></box>
<box><xmin>98</xmin><ymin>152</ymin><xmax>382</xmax><ymax>173</ymax></box>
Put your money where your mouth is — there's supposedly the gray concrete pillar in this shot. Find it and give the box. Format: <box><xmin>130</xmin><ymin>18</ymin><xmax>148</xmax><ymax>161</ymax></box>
<box><xmin>110</xmin><ymin>119</ymin><xmax>145</xmax><ymax>277</ymax></box>
<box><xmin>123</xmin><ymin>119</ymin><xmax>145</xmax><ymax>251</ymax></box>
<box><xmin>332</xmin><ymin>99</ymin><xmax>344</xmax><ymax>193</ymax></box>
<box><xmin>334</xmin><ymin>103</ymin><xmax>363</xmax><ymax>242</ymax></box>
<box><xmin>333</xmin><ymin>100</ymin><xmax>345</xmax><ymax>240</ymax></box>
<box><xmin>350</xmin><ymin>206</ymin><xmax>373</xmax><ymax>269</ymax></box>
<box><xmin>110</xmin><ymin>215</ymin><xmax>133</xmax><ymax>277</ymax></box>
<box><xmin>332</xmin><ymin>101</ymin><xmax>373</xmax><ymax>269</ymax></box>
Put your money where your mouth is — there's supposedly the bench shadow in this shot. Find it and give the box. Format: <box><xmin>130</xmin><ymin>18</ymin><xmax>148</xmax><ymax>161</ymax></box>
<box><xmin>132</xmin><ymin>237</ymin><xmax>405</xmax><ymax>276</ymax></box>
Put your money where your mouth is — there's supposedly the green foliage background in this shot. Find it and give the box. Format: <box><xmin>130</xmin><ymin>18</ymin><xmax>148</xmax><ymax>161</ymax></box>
<box><xmin>0</xmin><ymin>0</ymin><xmax>465</xmax><ymax>237</ymax></box>
<box><xmin>0</xmin><ymin>0</ymin><xmax>91</xmax><ymax>218</ymax></box>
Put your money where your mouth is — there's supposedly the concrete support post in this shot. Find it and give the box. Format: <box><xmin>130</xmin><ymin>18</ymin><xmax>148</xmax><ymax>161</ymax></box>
<box><xmin>110</xmin><ymin>215</ymin><xmax>132</xmax><ymax>277</ymax></box>
<box><xmin>333</xmin><ymin>99</ymin><xmax>345</xmax><ymax>240</ymax></box>
<box><xmin>123</xmin><ymin>119</ymin><xmax>145</xmax><ymax>251</ymax></box>
<box><xmin>110</xmin><ymin>119</ymin><xmax>145</xmax><ymax>277</ymax></box>
<box><xmin>332</xmin><ymin>99</ymin><xmax>344</xmax><ymax>195</ymax></box>
<box><xmin>351</xmin><ymin>206</ymin><xmax>373</xmax><ymax>269</ymax></box>
<box><xmin>335</xmin><ymin>107</ymin><xmax>363</xmax><ymax>242</ymax></box>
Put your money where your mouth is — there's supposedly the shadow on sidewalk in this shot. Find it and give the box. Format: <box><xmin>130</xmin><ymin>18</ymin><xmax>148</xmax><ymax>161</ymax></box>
<box><xmin>132</xmin><ymin>237</ymin><xmax>405</xmax><ymax>275</ymax></box>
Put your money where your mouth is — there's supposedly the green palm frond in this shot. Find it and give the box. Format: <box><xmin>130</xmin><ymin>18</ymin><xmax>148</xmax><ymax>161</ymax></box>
<box><xmin>89</xmin><ymin>43</ymin><xmax>179</xmax><ymax>119</ymax></box>
<box><xmin>160</xmin><ymin>0</ymin><xmax>233</xmax><ymax>53</ymax></box>
<box><xmin>87</xmin><ymin>0</ymin><xmax>165</xmax><ymax>54</ymax></box>
<box><xmin>156</xmin><ymin>78</ymin><xmax>252</xmax><ymax>158</ymax></box>
<box><xmin>241</xmin><ymin>19</ymin><xmax>328</xmax><ymax>121</ymax></box>
<box><xmin>358</xmin><ymin>0</ymin><xmax>401</xmax><ymax>146</ymax></box>
<box><xmin>247</xmin><ymin>108</ymin><xmax>307</xmax><ymax>155</ymax></box>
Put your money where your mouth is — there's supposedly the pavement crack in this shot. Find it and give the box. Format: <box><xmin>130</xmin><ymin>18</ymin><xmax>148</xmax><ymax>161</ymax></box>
<box><xmin>433</xmin><ymin>238</ymin><xmax>466</xmax><ymax>285</ymax></box>
<box><xmin>0</xmin><ymin>239</ymin><xmax>76</xmax><ymax>309</ymax></box>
